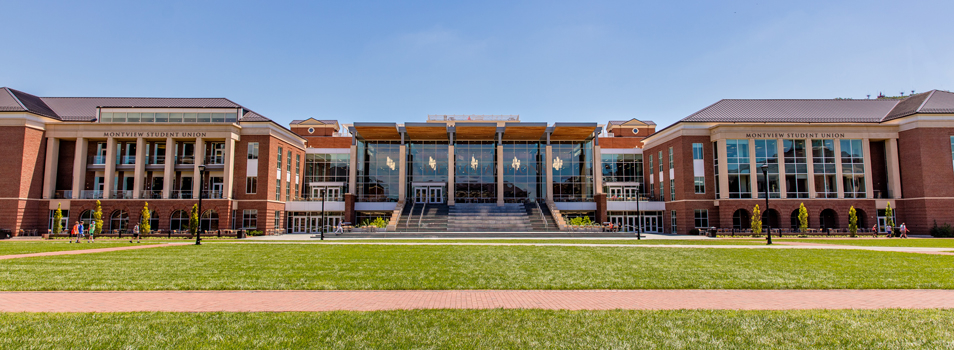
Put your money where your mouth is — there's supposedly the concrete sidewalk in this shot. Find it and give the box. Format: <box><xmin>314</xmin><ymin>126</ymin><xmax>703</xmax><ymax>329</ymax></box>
<box><xmin>2</xmin><ymin>290</ymin><xmax>953</xmax><ymax>312</ymax></box>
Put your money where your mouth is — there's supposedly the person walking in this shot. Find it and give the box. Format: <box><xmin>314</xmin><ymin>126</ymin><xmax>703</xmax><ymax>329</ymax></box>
<box><xmin>69</xmin><ymin>222</ymin><xmax>78</xmax><ymax>243</ymax></box>
<box><xmin>334</xmin><ymin>221</ymin><xmax>343</xmax><ymax>235</ymax></box>
<box><xmin>872</xmin><ymin>224</ymin><xmax>879</xmax><ymax>237</ymax></box>
<box><xmin>76</xmin><ymin>221</ymin><xmax>85</xmax><ymax>244</ymax></box>
<box><xmin>130</xmin><ymin>223</ymin><xmax>140</xmax><ymax>243</ymax></box>
<box><xmin>87</xmin><ymin>222</ymin><xmax>94</xmax><ymax>243</ymax></box>
<box><xmin>899</xmin><ymin>223</ymin><xmax>909</xmax><ymax>239</ymax></box>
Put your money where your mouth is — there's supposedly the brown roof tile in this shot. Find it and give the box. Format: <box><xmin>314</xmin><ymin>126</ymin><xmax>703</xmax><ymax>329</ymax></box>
<box><xmin>681</xmin><ymin>99</ymin><xmax>899</xmax><ymax>124</ymax></box>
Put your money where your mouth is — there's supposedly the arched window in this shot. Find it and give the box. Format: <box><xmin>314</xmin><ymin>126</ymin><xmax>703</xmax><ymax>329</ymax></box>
<box><xmin>144</xmin><ymin>210</ymin><xmax>159</xmax><ymax>231</ymax></box>
<box><xmin>110</xmin><ymin>210</ymin><xmax>129</xmax><ymax>232</ymax></box>
<box><xmin>855</xmin><ymin>209</ymin><xmax>868</xmax><ymax>229</ymax></box>
<box><xmin>763</xmin><ymin>209</ymin><xmax>780</xmax><ymax>230</ymax></box>
<box><xmin>170</xmin><ymin>210</ymin><xmax>190</xmax><ymax>231</ymax></box>
<box><xmin>201</xmin><ymin>210</ymin><xmax>219</xmax><ymax>231</ymax></box>
<box><xmin>790</xmin><ymin>209</ymin><xmax>808</xmax><ymax>230</ymax></box>
<box><xmin>732</xmin><ymin>209</ymin><xmax>750</xmax><ymax>230</ymax></box>
<box><xmin>820</xmin><ymin>209</ymin><xmax>838</xmax><ymax>229</ymax></box>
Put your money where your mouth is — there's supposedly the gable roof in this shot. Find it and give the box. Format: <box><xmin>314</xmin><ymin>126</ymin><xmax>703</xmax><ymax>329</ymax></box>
<box><xmin>608</xmin><ymin>118</ymin><xmax>656</xmax><ymax>126</ymax></box>
<box><xmin>681</xmin><ymin>99</ymin><xmax>900</xmax><ymax>124</ymax></box>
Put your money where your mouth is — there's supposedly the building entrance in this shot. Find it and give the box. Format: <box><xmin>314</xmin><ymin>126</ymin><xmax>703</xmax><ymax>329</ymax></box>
<box><xmin>413</xmin><ymin>186</ymin><xmax>443</xmax><ymax>204</ymax></box>
<box><xmin>288</xmin><ymin>212</ymin><xmax>344</xmax><ymax>234</ymax></box>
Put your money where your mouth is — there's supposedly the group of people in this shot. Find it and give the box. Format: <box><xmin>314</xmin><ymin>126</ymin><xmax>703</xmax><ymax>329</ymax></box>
<box><xmin>67</xmin><ymin>221</ymin><xmax>142</xmax><ymax>243</ymax></box>
<box><xmin>874</xmin><ymin>222</ymin><xmax>910</xmax><ymax>238</ymax></box>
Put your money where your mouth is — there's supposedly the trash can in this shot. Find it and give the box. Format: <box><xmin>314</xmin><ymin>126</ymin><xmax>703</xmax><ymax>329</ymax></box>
<box><xmin>237</xmin><ymin>230</ymin><xmax>246</xmax><ymax>239</ymax></box>
<box><xmin>708</xmin><ymin>227</ymin><xmax>717</xmax><ymax>238</ymax></box>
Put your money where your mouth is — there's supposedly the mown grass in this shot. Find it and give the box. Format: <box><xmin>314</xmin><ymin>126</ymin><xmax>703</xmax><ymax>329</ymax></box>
<box><xmin>777</xmin><ymin>238</ymin><xmax>954</xmax><ymax>248</ymax></box>
<box><xmin>0</xmin><ymin>244</ymin><xmax>949</xmax><ymax>290</ymax></box>
<box><xmin>2</xmin><ymin>309</ymin><xmax>953</xmax><ymax>349</ymax></box>
<box><xmin>306</xmin><ymin>238</ymin><xmax>764</xmax><ymax>245</ymax></box>
<box><xmin>0</xmin><ymin>242</ymin><xmax>141</xmax><ymax>255</ymax></box>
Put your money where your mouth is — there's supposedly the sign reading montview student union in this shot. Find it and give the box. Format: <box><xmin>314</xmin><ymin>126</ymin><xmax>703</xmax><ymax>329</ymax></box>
<box><xmin>744</xmin><ymin>132</ymin><xmax>846</xmax><ymax>138</ymax></box>
<box><xmin>102</xmin><ymin>132</ymin><xmax>209</xmax><ymax>137</ymax></box>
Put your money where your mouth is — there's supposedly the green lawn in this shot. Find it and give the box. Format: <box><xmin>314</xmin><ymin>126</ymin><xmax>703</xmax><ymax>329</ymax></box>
<box><xmin>309</xmin><ymin>238</ymin><xmax>764</xmax><ymax>245</ymax></box>
<box><xmin>0</xmin><ymin>241</ymin><xmax>141</xmax><ymax>255</ymax></box>
<box><xmin>776</xmin><ymin>238</ymin><xmax>954</xmax><ymax>248</ymax></box>
<box><xmin>2</xmin><ymin>309</ymin><xmax>952</xmax><ymax>349</ymax></box>
<box><xmin>0</xmin><ymin>244</ymin><xmax>950</xmax><ymax>290</ymax></box>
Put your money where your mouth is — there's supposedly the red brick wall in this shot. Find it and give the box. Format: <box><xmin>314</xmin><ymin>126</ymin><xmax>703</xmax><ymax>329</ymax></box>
<box><xmin>66</xmin><ymin>199</ymin><xmax>234</xmax><ymax>232</ymax></box>
<box><xmin>600</xmin><ymin>137</ymin><xmax>645</xmax><ymax>149</ymax></box>
<box><xmin>714</xmin><ymin>199</ymin><xmax>876</xmax><ymax>231</ymax></box>
<box><xmin>0</xmin><ymin>127</ymin><xmax>27</xmax><ymax>199</ymax></box>
<box><xmin>898</xmin><ymin>128</ymin><xmax>954</xmax><ymax>199</ymax></box>
<box><xmin>306</xmin><ymin>136</ymin><xmax>351</xmax><ymax>149</ymax></box>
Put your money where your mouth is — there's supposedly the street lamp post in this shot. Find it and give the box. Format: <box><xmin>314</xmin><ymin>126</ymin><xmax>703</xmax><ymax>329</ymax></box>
<box><xmin>320</xmin><ymin>188</ymin><xmax>325</xmax><ymax>241</ymax></box>
<box><xmin>761</xmin><ymin>163</ymin><xmax>772</xmax><ymax>245</ymax></box>
<box><xmin>636</xmin><ymin>184</ymin><xmax>641</xmax><ymax>240</ymax></box>
<box><xmin>196</xmin><ymin>164</ymin><xmax>206</xmax><ymax>246</ymax></box>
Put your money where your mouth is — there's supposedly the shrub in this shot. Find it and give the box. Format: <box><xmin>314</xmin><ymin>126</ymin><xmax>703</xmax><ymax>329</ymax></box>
<box><xmin>247</xmin><ymin>230</ymin><xmax>265</xmax><ymax>236</ymax></box>
<box><xmin>567</xmin><ymin>216</ymin><xmax>594</xmax><ymax>226</ymax></box>
<box><xmin>688</xmin><ymin>228</ymin><xmax>700</xmax><ymax>236</ymax></box>
<box><xmin>360</xmin><ymin>217</ymin><xmax>388</xmax><ymax>228</ymax></box>
<box><xmin>930</xmin><ymin>220</ymin><xmax>954</xmax><ymax>237</ymax></box>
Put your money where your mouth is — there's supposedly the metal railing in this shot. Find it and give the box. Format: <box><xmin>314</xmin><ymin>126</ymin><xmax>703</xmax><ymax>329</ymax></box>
<box><xmin>79</xmin><ymin>190</ymin><xmax>103</xmax><ymax>199</ymax></box>
<box><xmin>405</xmin><ymin>203</ymin><xmax>417</xmax><ymax>228</ymax></box>
<box><xmin>140</xmin><ymin>190</ymin><xmax>164</xmax><ymax>199</ymax></box>
<box><xmin>170</xmin><ymin>190</ymin><xmax>194</xmax><ymax>199</ymax></box>
<box><xmin>417</xmin><ymin>202</ymin><xmax>426</xmax><ymax>228</ymax></box>
<box><xmin>111</xmin><ymin>190</ymin><xmax>134</xmax><ymax>199</ymax></box>
<box><xmin>120</xmin><ymin>155</ymin><xmax>136</xmax><ymax>165</ymax></box>
<box><xmin>53</xmin><ymin>190</ymin><xmax>72</xmax><ymax>199</ymax></box>
<box><xmin>357</xmin><ymin>195</ymin><xmax>398</xmax><ymax>202</ymax></box>
<box><xmin>427</xmin><ymin>114</ymin><xmax>519</xmax><ymax>122</ymax></box>
<box><xmin>204</xmin><ymin>155</ymin><xmax>225</xmax><ymax>165</ymax></box>
<box><xmin>88</xmin><ymin>156</ymin><xmax>107</xmax><ymax>165</ymax></box>
<box><xmin>551</xmin><ymin>195</ymin><xmax>596</xmax><ymax>202</ymax></box>
<box><xmin>175</xmin><ymin>156</ymin><xmax>196</xmax><ymax>165</ymax></box>
<box><xmin>291</xmin><ymin>195</ymin><xmax>345</xmax><ymax>202</ymax></box>
<box><xmin>144</xmin><ymin>155</ymin><xmax>166</xmax><ymax>165</ymax></box>
<box><xmin>536</xmin><ymin>200</ymin><xmax>548</xmax><ymax>231</ymax></box>
<box><xmin>200</xmin><ymin>190</ymin><xmax>224</xmax><ymax>199</ymax></box>
<box><xmin>606</xmin><ymin>195</ymin><xmax>662</xmax><ymax>202</ymax></box>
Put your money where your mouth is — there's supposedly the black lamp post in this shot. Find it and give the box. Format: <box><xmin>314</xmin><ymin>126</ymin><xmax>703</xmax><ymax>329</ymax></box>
<box><xmin>761</xmin><ymin>163</ymin><xmax>772</xmax><ymax>245</ymax></box>
<box><xmin>320</xmin><ymin>188</ymin><xmax>325</xmax><ymax>241</ymax></box>
<box><xmin>636</xmin><ymin>184</ymin><xmax>641</xmax><ymax>240</ymax></box>
<box><xmin>196</xmin><ymin>164</ymin><xmax>205</xmax><ymax>246</ymax></box>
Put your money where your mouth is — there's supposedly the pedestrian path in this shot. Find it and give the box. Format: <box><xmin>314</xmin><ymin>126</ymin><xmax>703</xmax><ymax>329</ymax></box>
<box><xmin>2</xmin><ymin>290</ymin><xmax>952</xmax><ymax>312</ymax></box>
<box><xmin>0</xmin><ymin>243</ymin><xmax>190</xmax><ymax>260</ymax></box>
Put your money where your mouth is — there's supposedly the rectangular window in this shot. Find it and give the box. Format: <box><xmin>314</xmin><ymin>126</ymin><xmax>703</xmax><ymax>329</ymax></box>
<box><xmin>660</xmin><ymin>181</ymin><xmax>665</xmax><ymax>201</ymax></box>
<box><xmin>658</xmin><ymin>151</ymin><xmax>663</xmax><ymax>173</ymax></box>
<box><xmin>649</xmin><ymin>183</ymin><xmax>654</xmax><ymax>200</ymax></box>
<box><xmin>784</xmin><ymin>139</ymin><xmax>809</xmax><ymax>198</ymax></box>
<box><xmin>841</xmin><ymin>139</ymin><xmax>866</xmax><ymax>198</ymax></box>
<box><xmin>246</xmin><ymin>176</ymin><xmax>257</xmax><ymax>194</ymax></box>
<box><xmin>951</xmin><ymin>137</ymin><xmax>954</xmax><ymax>174</ymax></box>
<box><xmin>754</xmin><ymin>139</ymin><xmax>780</xmax><ymax>198</ymax></box>
<box><xmin>247</xmin><ymin>142</ymin><xmax>259</xmax><ymax>159</ymax></box>
<box><xmin>648</xmin><ymin>157</ymin><xmax>653</xmax><ymax>177</ymax></box>
<box><xmin>296</xmin><ymin>154</ymin><xmax>301</xmax><ymax>175</ymax></box>
<box><xmin>294</xmin><ymin>184</ymin><xmax>299</xmax><ymax>200</ymax></box>
<box><xmin>694</xmin><ymin>209</ymin><xmax>708</xmax><ymax>228</ymax></box>
<box><xmin>692</xmin><ymin>143</ymin><xmax>703</xmax><ymax>160</ymax></box>
<box><xmin>668</xmin><ymin>147</ymin><xmax>674</xmax><ymax>169</ymax></box>
<box><xmin>275</xmin><ymin>179</ymin><xmax>281</xmax><ymax>201</ymax></box>
<box><xmin>726</xmin><ymin>139</ymin><xmax>751</xmax><ymax>198</ymax></box>
<box><xmin>277</xmin><ymin>146</ymin><xmax>283</xmax><ymax>169</ymax></box>
<box><xmin>694</xmin><ymin>176</ymin><xmax>705</xmax><ymax>193</ymax></box>
<box><xmin>242</xmin><ymin>209</ymin><xmax>257</xmax><ymax>229</ymax></box>
<box><xmin>671</xmin><ymin>210</ymin><xmax>677</xmax><ymax>234</ymax></box>
<box><xmin>812</xmin><ymin>139</ymin><xmax>837</xmax><ymax>198</ymax></box>
<box><xmin>670</xmin><ymin>178</ymin><xmax>675</xmax><ymax>201</ymax></box>
<box><xmin>274</xmin><ymin>210</ymin><xmax>281</xmax><ymax>232</ymax></box>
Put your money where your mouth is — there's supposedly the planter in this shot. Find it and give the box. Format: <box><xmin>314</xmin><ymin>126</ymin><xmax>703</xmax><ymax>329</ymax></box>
<box><xmin>41</xmin><ymin>233</ymin><xmax>49</xmax><ymax>239</ymax></box>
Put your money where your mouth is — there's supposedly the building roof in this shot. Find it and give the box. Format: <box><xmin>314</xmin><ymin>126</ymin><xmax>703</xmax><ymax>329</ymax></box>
<box><xmin>681</xmin><ymin>99</ymin><xmax>900</xmax><ymax>124</ymax></box>
<box><xmin>608</xmin><ymin>119</ymin><xmax>656</xmax><ymax>126</ymax></box>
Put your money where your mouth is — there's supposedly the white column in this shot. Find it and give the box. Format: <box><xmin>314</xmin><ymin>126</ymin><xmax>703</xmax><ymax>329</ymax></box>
<box><xmin>834</xmin><ymin>139</ymin><xmax>844</xmax><ymax>198</ymax></box>
<box><xmin>545</xmin><ymin>144</ymin><xmax>553</xmax><ymax>201</ymax></box>
<box><xmin>162</xmin><ymin>137</ymin><xmax>174</xmax><ymax>199</ymax></box>
<box><xmin>398</xmin><ymin>143</ymin><xmax>406</xmax><ymax>201</ymax></box>
<box><xmin>349</xmin><ymin>144</ymin><xmax>357</xmax><ymax>196</ymax></box>
<box><xmin>886</xmin><ymin>138</ymin><xmax>902</xmax><ymax>199</ymax></box>
<box><xmin>496</xmin><ymin>142</ymin><xmax>504</xmax><ymax>206</ymax></box>
<box><xmin>132</xmin><ymin>138</ymin><xmax>145</xmax><ymax>199</ymax></box>
<box><xmin>42</xmin><ymin>137</ymin><xmax>59</xmax><ymax>199</ymax></box>
<box><xmin>862</xmin><ymin>138</ymin><xmax>874</xmax><ymax>199</ymax></box>
<box><xmin>717</xmin><ymin>140</ymin><xmax>729</xmax><ymax>200</ymax></box>
<box><xmin>193</xmin><ymin>138</ymin><xmax>205</xmax><ymax>196</ymax></box>
<box><xmin>747</xmin><ymin>140</ymin><xmax>757</xmax><ymax>197</ymax></box>
<box><xmin>103</xmin><ymin>138</ymin><xmax>117</xmax><ymax>199</ymax></box>
<box><xmin>447</xmin><ymin>144</ymin><xmax>455</xmax><ymax>205</ymax></box>
<box><xmin>777</xmin><ymin>139</ymin><xmax>787</xmax><ymax>198</ymax></box>
<box><xmin>71</xmin><ymin>137</ymin><xmax>87</xmax><ymax>199</ymax></box>
<box><xmin>805</xmin><ymin>138</ymin><xmax>815</xmax><ymax>199</ymax></box>
<box><xmin>222</xmin><ymin>136</ymin><xmax>236</xmax><ymax>199</ymax></box>
<box><xmin>594</xmin><ymin>143</ymin><xmax>603</xmax><ymax>194</ymax></box>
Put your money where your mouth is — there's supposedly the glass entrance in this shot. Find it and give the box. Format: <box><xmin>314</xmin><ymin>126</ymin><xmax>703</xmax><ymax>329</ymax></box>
<box><xmin>623</xmin><ymin>187</ymin><xmax>639</xmax><ymax>201</ymax></box>
<box><xmin>428</xmin><ymin>187</ymin><xmax>442</xmax><ymax>203</ymax></box>
<box><xmin>642</xmin><ymin>216</ymin><xmax>658</xmax><ymax>233</ymax></box>
<box><xmin>414</xmin><ymin>186</ymin><xmax>443</xmax><ymax>204</ymax></box>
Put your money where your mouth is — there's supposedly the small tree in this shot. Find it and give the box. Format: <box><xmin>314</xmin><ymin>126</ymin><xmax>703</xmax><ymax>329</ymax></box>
<box><xmin>53</xmin><ymin>203</ymin><xmax>64</xmax><ymax>235</ymax></box>
<box><xmin>798</xmin><ymin>203</ymin><xmax>808</xmax><ymax>233</ymax></box>
<box><xmin>93</xmin><ymin>200</ymin><xmax>104</xmax><ymax>235</ymax></box>
<box><xmin>885</xmin><ymin>202</ymin><xmax>895</xmax><ymax>229</ymax></box>
<box><xmin>188</xmin><ymin>204</ymin><xmax>200</xmax><ymax>235</ymax></box>
<box><xmin>751</xmin><ymin>204</ymin><xmax>762</xmax><ymax>235</ymax></box>
<box><xmin>140</xmin><ymin>202</ymin><xmax>151</xmax><ymax>234</ymax></box>
<box><xmin>848</xmin><ymin>206</ymin><xmax>858</xmax><ymax>237</ymax></box>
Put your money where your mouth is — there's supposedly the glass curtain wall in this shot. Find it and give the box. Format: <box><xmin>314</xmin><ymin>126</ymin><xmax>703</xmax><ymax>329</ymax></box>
<box><xmin>407</xmin><ymin>141</ymin><xmax>449</xmax><ymax>192</ymax></box>
<box><xmin>812</xmin><ymin>139</ymin><xmax>837</xmax><ymax>198</ymax></box>
<box><xmin>454</xmin><ymin>141</ymin><xmax>497</xmax><ymax>203</ymax></box>
<box><xmin>601</xmin><ymin>153</ymin><xmax>643</xmax><ymax>184</ymax></box>
<box><xmin>783</xmin><ymin>140</ymin><xmax>809</xmax><ymax>198</ymax></box>
<box><xmin>303</xmin><ymin>153</ymin><xmax>350</xmax><ymax>199</ymax></box>
<box><xmin>754</xmin><ymin>139</ymin><xmax>780</xmax><ymax>198</ymax></box>
<box><xmin>356</xmin><ymin>141</ymin><xmax>401</xmax><ymax>202</ymax></box>
<box><xmin>725</xmin><ymin>139</ymin><xmax>751</xmax><ymax>198</ymax></box>
<box><xmin>551</xmin><ymin>141</ymin><xmax>594</xmax><ymax>202</ymax></box>
<box><xmin>841</xmin><ymin>139</ymin><xmax>866</xmax><ymax>198</ymax></box>
<box><xmin>502</xmin><ymin>141</ymin><xmax>545</xmax><ymax>203</ymax></box>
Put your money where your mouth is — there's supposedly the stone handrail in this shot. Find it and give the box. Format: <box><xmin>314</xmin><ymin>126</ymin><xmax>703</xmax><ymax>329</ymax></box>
<box><xmin>545</xmin><ymin>199</ymin><xmax>569</xmax><ymax>231</ymax></box>
<box><xmin>386</xmin><ymin>199</ymin><xmax>405</xmax><ymax>232</ymax></box>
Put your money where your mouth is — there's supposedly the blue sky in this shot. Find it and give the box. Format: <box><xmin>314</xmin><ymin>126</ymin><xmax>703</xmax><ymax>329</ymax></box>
<box><xmin>2</xmin><ymin>0</ymin><xmax>952</xmax><ymax>127</ymax></box>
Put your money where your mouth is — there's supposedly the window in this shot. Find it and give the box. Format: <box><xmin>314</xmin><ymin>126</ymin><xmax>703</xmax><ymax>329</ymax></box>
<box><xmin>692</xmin><ymin>143</ymin><xmax>703</xmax><ymax>160</ymax></box>
<box><xmin>274</xmin><ymin>210</ymin><xmax>281</xmax><ymax>231</ymax></box>
<box><xmin>658</xmin><ymin>151</ymin><xmax>663</xmax><ymax>173</ymax></box>
<box><xmin>109</xmin><ymin>210</ymin><xmax>129</xmax><ymax>232</ymax></box>
<box><xmin>648</xmin><ymin>157</ymin><xmax>653</xmax><ymax>177</ymax></box>
<box><xmin>247</xmin><ymin>142</ymin><xmax>259</xmax><ymax>159</ymax></box>
<box><xmin>242</xmin><ymin>209</ymin><xmax>258</xmax><ymax>229</ymax></box>
<box><xmin>275</xmin><ymin>179</ymin><xmax>281</xmax><ymax>201</ymax></box>
<box><xmin>670</xmin><ymin>178</ymin><xmax>675</xmax><ymax>201</ymax></box>
<box><xmin>841</xmin><ymin>139</ymin><xmax>866</xmax><ymax>198</ymax></box>
<box><xmin>48</xmin><ymin>210</ymin><xmax>70</xmax><ymax>234</ymax></box>
<box><xmin>726</xmin><ymin>139</ymin><xmax>751</xmax><ymax>198</ymax></box>
<box><xmin>784</xmin><ymin>139</ymin><xmax>809</xmax><ymax>198</ymax></box>
<box><xmin>671</xmin><ymin>210</ymin><xmax>677</xmax><ymax>233</ymax></box>
<box><xmin>694</xmin><ymin>209</ymin><xmax>709</xmax><ymax>228</ymax></box>
<box><xmin>649</xmin><ymin>183</ymin><xmax>654</xmax><ymax>200</ymax></box>
<box><xmin>287</xmin><ymin>150</ymin><xmax>292</xmax><ymax>172</ymax></box>
<box><xmin>357</xmin><ymin>141</ymin><xmax>401</xmax><ymax>202</ymax></box>
<box><xmin>754</xmin><ymin>139</ymin><xmax>780</xmax><ymax>198</ymax></box>
<box><xmin>296</xmin><ymin>154</ymin><xmax>301</xmax><ymax>176</ymax></box>
<box><xmin>246</xmin><ymin>176</ymin><xmax>257</xmax><ymax>194</ymax></box>
<box><xmin>170</xmin><ymin>210</ymin><xmax>189</xmax><ymax>231</ymax></box>
<box><xmin>277</xmin><ymin>146</ymin><xmax>283</xmax><ymax>169</ymax></box>
<box><xmin>668</xmin><ymin>147</ymin><xmax>674</xmax><ymax>169</ymax></box>
<box><xmin>694</xmin><ymin>176</ymin><xmax>705</xmax><ymax>193</ymax></box>
<box><xmin>99</xmin><ymin>112</ymin><xmax>236</xmax><ymax>123</ymax></box>
<box><xmin>305</xmin><ymin>153</ymin><xmax>350</xmax><ymax>200</ymax></box>
<box><xmin>951</xmin><ymin>137</ymin><xmax>954</xmax><ymax>174</ymax></box>
<box><xmin>812</xmin><ymin>139</ymin><xmax>837</xmax><ymax>198</ymax></box>
<box><xmin>601</xmin><ymin>153</ymin><xmax>642</xmax><ymax>184</ymax></box>
<box><xmin>659</xmin><ymin>181</ymin><xmax>665</xmax><ymax>201</ymax></box>
<box><xmin>550</xmin><ymin>141</ymin><xmax>594</xmax><ymax>202</ymax></box>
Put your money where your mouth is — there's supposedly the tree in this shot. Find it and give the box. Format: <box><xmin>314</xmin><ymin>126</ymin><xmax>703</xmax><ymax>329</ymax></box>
<box><xmin>93</xmin><ymin>200</ymin><xmax>104</xmax><ymax>235</ymax></box>
<box><xmin>751</xmin><ymin>204</ymin><xmax>762</xmax><ymax>235</ymax></box>
<box><xmin>188</xmin><ymin>204</ymin><xmax>199</xmax><ymax>236</ymax></box>
<box><xmin>885</xmin><ymin>202</ymin><xmax>895</xmax><ymax>229</ymax></box>
<box><xmin>848</xmin><ymin>206</ymin><xmax>858</xmax><ymax>237</ymax></box>
<box><xmin>53</xmin><ymin>203</ymin><xmax>63</xmax><ymax>235</ymax></box>
<box><xmin>140</xmin><ymin>202</ymin><xmax>151</xmax><ymax>234</ymax></box>
<box><xmin>798</xmin><ymin>203</ymin><xmax>808</xmax><ymax>233</ymax></box>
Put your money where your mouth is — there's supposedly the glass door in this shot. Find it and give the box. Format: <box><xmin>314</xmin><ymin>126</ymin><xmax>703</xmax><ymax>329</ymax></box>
<box><xmin>623</xmin><ymin>187</ymin><xmax>639</xmax><ymax>201</ymax></box>
<box><xmin>642</xmin><ymin>216</ymin><xmax>658</xmax><ymax>233</ymax></box>
<box><xmin>608</xmin><ymin>187</ymin><xmax>622</xmax><ymax>200</ymax></box>
<box><xmin>414</xmin><ymin>187</ymin><xmax>427</xmax><ymax>203</ymax></box>
<box><xmin>626</xmin><ymin>216</ymin><xmax>639</xmax><ymax>232</ymax></box>
<box><xmin>609</xmin><ymin>215</ymin><xmax>624</xmax><ymax>231</ymax></box>
<box><xmin>326</xmin><ymin>188</ymin><xmax>340</xmax><ymax>201</ymax></box>
<box><xmin>428</xmin><ymin>187</ymin><xmax>443</xmax><ymax>203</ymax></box>
<box><xmin>309</xmin><ymin>217</ymin><xmax>319</xmax><ymax>233</ymax></box>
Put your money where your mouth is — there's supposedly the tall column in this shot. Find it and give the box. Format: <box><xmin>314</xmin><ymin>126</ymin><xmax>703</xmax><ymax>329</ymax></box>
<box><xmin>447</xmin><ymin>143</ymin><xmax>455</xmax><ymax>205</ymax></box>
<box><xmin>862</xmin><ymin>138</ymin><xmax>874</xmax><ymax>199</ymax></box>
<box><xmin>71</xmin><ymin>137</ymin><xmax>87</xmax><ymax>199</ymax></box>
<box><xmin>747</xmin><ymin>140</ymin><xmax>757</xmax><ymax>198</ymax></box>
<box><xmin>42</xmin><ymin>137</ymin><xmax>59</xmax><ymax>199</ymax></box>
<box><xmin>162</xmin><ymin>137</ymin><xmax>174</xmax><ymax>199</ymax></box>
<box><xmin>132</xmin><ymin>138</ymin><xmax>145</xmax><ymax>199</ymax></box>
<box><xmin>717</xmin><ymin>140</ymin><xmax>729</xmax><ymax>200</ymax></box>
<box><xmin>193</xmin><ymin>138</ymin><xmax>205</xmax><ymax>197</ymax></box>
<box><xmin>886</xmin><ymin>138</ymin><xmax>902</xmax><ymax>199</ymax></box>
<box><xmin>349</xmin><ymin>143</ymin><xmax>357</xmax><ymax>196</ymax></box>
<box><xmin>593</xmin><ymin>140</ymin><xmax>603</xmax><ymax>194</ymax></box>
<box><xmin>545</xmin><ymin>142</ymin><xmax>553</xmax><ymax>201</ymax></box>
<box><xmin>103</xmin><ymin>138</ymin><xmax>117</xmax><ymax>199</ymax></box>
<box><xmin>834</xmin><ymin>139</ymin><xmax>844</xmax><ymax>198</ymax></box>
<box><xmin>777</xmin><ymin>139</ymin><xmax>787</xmax><ymax>198</ymax></box>
<box><xmin>398</xmin><ymin>143</ymin><xmax>406</xmax><ymax>201</ymax></box>
<box><xmin>805</xmin><ymin>138</ymin><xmax>815</xmax><ymax>199</ymax></box>
<box><xmin>496</xmin><ymin>135</ymin><xmax>504</xmax><ymax>206</ymax></box>
<box><xmin>222</xmin><ymin>135</ymin><xmax>236</xmax><ymax>199</ymax></box>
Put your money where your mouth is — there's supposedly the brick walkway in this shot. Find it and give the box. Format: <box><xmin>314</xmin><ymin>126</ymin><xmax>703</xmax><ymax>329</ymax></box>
<box><xmin>0</xmin><ymin>243</ymin><xmax>190</xmax><ymax>260</ymax></box>
<box><xmin>2</xmin><ymin>290</ymin><xmax>953</xmax><ymax>312</ymax></box>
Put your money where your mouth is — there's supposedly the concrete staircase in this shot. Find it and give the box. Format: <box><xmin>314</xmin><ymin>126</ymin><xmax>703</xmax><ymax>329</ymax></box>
<box><xmin>447</xmin><ymin>203</ymin><xmax>532</xmax><ymax>232</ymax></box>
<box><xmin>397</xmin><ymin>204</ymin><xmax>449</xmax><ymax>232</ymax></box>
<box><xmin>525</xmin><ymin>201</ymin><xmax>558</xmax><ymax>232</ymax></box>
